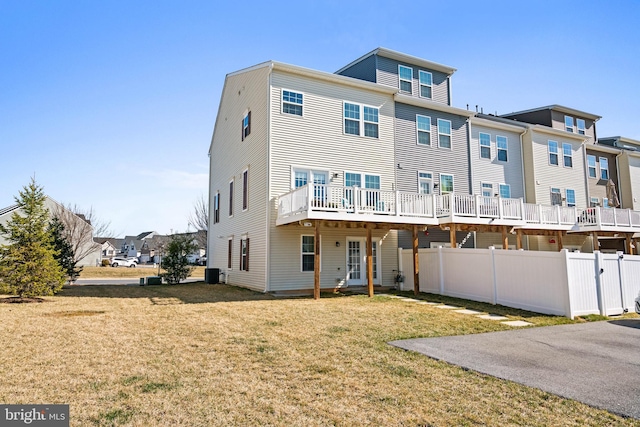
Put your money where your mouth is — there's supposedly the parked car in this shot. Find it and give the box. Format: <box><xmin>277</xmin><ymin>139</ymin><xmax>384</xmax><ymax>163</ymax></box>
<box><xmin>110</xmin><ymin>257</ymin><xmax>137</xmax><ymax>268</ymax></box>
<box><xmin>635</xmin><ymin>294</ymin><xmax>640</xmax><ymax>315</ymax></box>
<box><xmin>199</xmin><ymin>256</ymin><xmax>207</xmax><ymax>266</ymax></box>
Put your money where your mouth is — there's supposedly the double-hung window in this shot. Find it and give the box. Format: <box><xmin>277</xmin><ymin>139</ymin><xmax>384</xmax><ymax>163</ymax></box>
<box><xmin>213</xmin><ymin>192</ymin><xmax>220</xmax><ymax>224</ymax></box>
<box><xmin>576</xmin><ymin>119</ymin><xmax>586</xmax><ymax>135</ymax></box>
<box><xmin>228</xmin><ymin>180</ymin><xmax>234</xmax><ymax>217</ymax></box>
<box><xmin>497</xmin><ymin>136</ymin><xmax>508</xmax><ymax>161</ymax></box>
<box><xmin>587</xmin><ymin>155</ymin><xmax>597</xmax><ymax>178</ymax></box>
<box><xmin>603</xmin><ymin>198</ymin><xmax>610</xmax><ymax>208</ymax></box>
<box><xmin>301</xmin><ymin>235</ymin><xmax>317</xmax><ymax>272</ymax></box>
<box><xmin>399</xmin><ymin>65</ymin><xmax>413</xmax><ymax>93</ymax></box>
<box><xmin>563</xmin><ymin>143</ymin><xmax>573</xmax><ymax>168</ymax></box>
<box><xmin>548</xmin><ymin>140</ymin><xmax>559</xmax><ymax>165</ymax></box>
<box><xmin>344</xmin><ymin>102</ymin><xmax>379</xmax><ymax>138</ymax></box>
<box><xmin>565</xmin><ymin>189</ymin><xmax>576</xmax><ymax>207</ymax></box>
<box><xmin>242</xmin><ymin>169</ymin><xmax>248</xmax><ymax>211</ymax></box>
<box><xmin>416</xmin><ymin>115</ymin><xmax>431</xmax><ymax>146</ymax></box>
<box><xmin>227</xmin><ymin>238</ymin><xmax>233</xmax><ymax>269</ymax></box>
<box><xmin>419</xmin><ymin>70</ymin><xmax>432</xmax><ymax>99</ymax></box>
<box><xmin>440</xmin><ymin>174</ymin><xmax>454</xmax><ymax>194</ymax></box>
<box><xmin>499</xmin><ymin>184</ymin><xmax>511</xmax><ymax>199</ymax></box>
<box><xmin>600</xmin><ymin>157</ymin><xmax>609</xmax><ymax>180</ymax></box>
<box><xmin>590</xmin><ymin>197</ymin><xmax>600</xmax><ymax>207</ymax></box>
<box><xmin>565</xmin><ymin>116</ymin><xmax>574</xmax><ymax>132</ymax></box>
<box><xmin>481</xmin><ymin>182</ymin><xmax>493</xmax><ymax>197</ymax></box>
<box><xmin>479</xmin><ymin>133</ymin><xmax>491</xmax><ymax>159</ymax></box>
<box><xmin>242</xmin><ymin>112</ymin><xmax>251</xmax><ymax>140</ymax></box>
<box><xmin>418</xmin><ymin>172</ymin><xmax>432</xmax><ymax>194</ymax></box>
<box><xmin>240</xmin><ymin>237</ymin><xmax>249</xmax><ymax>271</ymax></box>
<box><xmin>282</xmin><ymin>90</ymin><xmax>303</xmax><ymax>116</ymax></box>
<box><xmin>437</xmin><ymin>119</ymin><xmax>452</xmax><ymax>149</ymax></box>
<box><xmin>551</xmin><ymin>188</ymin><xmax>562</xmax><ymax>206</ymax></box>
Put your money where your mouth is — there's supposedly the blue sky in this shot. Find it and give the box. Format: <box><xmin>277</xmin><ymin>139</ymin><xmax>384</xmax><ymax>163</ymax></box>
<box><xmin>1</xmin><ymin>1</ymin><xmax>639</xmax><ymax>236</ymax></box>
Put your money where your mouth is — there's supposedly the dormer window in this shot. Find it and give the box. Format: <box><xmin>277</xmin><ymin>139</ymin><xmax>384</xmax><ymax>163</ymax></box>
<box><xmin>419</xmin><ymin>70</ymin><xmax>432</xmax><ymax>99</ymax></box>
<box><xmin>576</xmin><ymin>119</ymin><xmax>585</xmax><ymax>135</ymax></box>
<box><xmin>564</xmin><ymin>115</ymin><xmax>574</xmax><ymax>133</ymax></box>
<box><xmin>398</xmin><ymin>65</ymin><xmax>413</xmax><ymax>93</ymax></box>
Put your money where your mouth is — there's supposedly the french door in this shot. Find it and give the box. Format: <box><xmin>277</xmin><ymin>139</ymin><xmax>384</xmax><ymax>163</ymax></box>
<box><xmin>346</xmin><ymin>238</ymin><xmax>380</xmax><ymax>286</ymax></box>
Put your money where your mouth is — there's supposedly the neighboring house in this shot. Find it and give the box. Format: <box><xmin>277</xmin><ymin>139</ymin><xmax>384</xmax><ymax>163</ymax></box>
<box><xmin>95</xmin><ymin>237</ymin><xmax>118</xmax><ymax>258</ymax></box>
<box><xmin>0</xmin><ymin>196</ymin><xmax>102</xmax><ymax>267</ymax></box>
<box><xmin>599</xmin><ymin>136</ymin><xmax>640</xmax><ymax>211</ymax></box>
<box><xmin>208</xmin><ymin>48</ymin><xmax>640</xmax><ymax>294</ymax></box>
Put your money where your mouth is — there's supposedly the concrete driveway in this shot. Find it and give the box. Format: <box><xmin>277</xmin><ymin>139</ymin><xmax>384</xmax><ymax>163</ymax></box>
<box><xmin>390</xmin><ymin>320</ymin><xmax>640</xmax><ymax>419</ymax></box>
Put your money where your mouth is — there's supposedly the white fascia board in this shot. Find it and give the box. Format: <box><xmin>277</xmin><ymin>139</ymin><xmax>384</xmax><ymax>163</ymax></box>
<box><xmin>470</xmin><ymin>116</ymin><xmax>527</xmax><ymax>133</ymax></box>
<box><xmin>586</xmin><ymin>143</ymin><xmax>622</xmax><ymax>155</ymax></box>
<box><xmin>335</xmin><ymin>47</ymin><xmax>456</xmax><ymax>76</ymax></box>
<box><xmin>394</xmin><ymin>94</ymin><xmax>474</xmax><ymax>117</ymax></box>
<box><xmin>530</xmin><ymin>124</ymin><xmax>589</xmax><ymax>142</ymax></box>
<box><xmin>502</xmin><ymin>104</ymin><xmax>601</xmax><ymax>121</ymax></box>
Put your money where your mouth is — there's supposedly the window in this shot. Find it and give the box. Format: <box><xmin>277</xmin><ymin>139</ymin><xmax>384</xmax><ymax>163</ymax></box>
<box><xmin>228</xmin><ymin>180</ymin><xmax>234</xmax><ymax>217</ymax></box>
<box><xmin>399</xmin><ymin>65</ymin><xmax>413</xmax><ymax>93</ymax></box>
<box><xmin>497</xmin><ymin>135</ymin><xmax>508</xmax><ymax>162</ymax></box>
<box><xmin>576</xmin><ymin>119</ymin><xmax>586</xmax><ymax>135</ymax></box>
<box><xmin>590</xmin><ymin>197</ymin><xmax>600</xmax><ymax>207</ymax></box>
<box><xmin>227</xmin><ymin>238</ymin><xmax>233</xmax><ymax>269</ymax></box>
<box><xmin>242</xmin><ymin>111</ymin><xmax>251</xmax><ymax>140</ymax></box>
<box><xmin>566</xmin><ymin>189</ymin><xmax>576</xmax><ymax>207</ymax></box>
<box><xmin>600</xmin><ymin>157</ymin><xmax>609</xmax><ymax>180</ymax></box>
<box><xmin>499</xmin><ymin>184</ymin><xmax>511</xmax><ymax>199</ymax></box>
<box><xmin>242</xmin><ymin>169</ymin><xmax>248</xmax><ymax>211</ymax></box>
<box><xmin>213</xmin><ymin>192</ymin><xmax>220</xmax><ymax>224</ymax></box>
<box><xmin>563</xmin><ymin>143</ymin><xmax>573</xmax><ymax>168</ymax></box>
<box><xmin>282</xmin><ymin>90</ymin><xmax>303</xmax><ymax>116</ymax></box>
<box><xmin>416</xmin><ymin>115</ymin><xmax>431</xmax><ymax>146</ymax></box>
<box><xmin>440</xmin><ymin>174</ymin><xmax>454</xmax><ymax>194</ymax></box>
<box><xmin>240</xmin><ymin>238</ymin><xmax>249</xmax><ymax>271</ymax></box>
<box><xmin>418</xmin><ymin>171</ymin><xmax>432</xmax><ymax>194</ymax></box>
<box><xmin>301</xmin><ymin>235</ymin><xmax>317</xmax><ymax>272</ymax></box>
<box><xmin>437</xmin><ymin>119</ymin><xmax>452</xmax><ymax>149</ymax></box>
<box><xmin>603</xmin><ymin>198</ymin><xmax>610</xmax><ymax>208</ymax></box>
<box><xmin>345</xmin><ymin>172</ymin><xmax>361</xmax><ymax>188</ymax></box>
<box><xmin>548</xmin><ymin>140</ymin><xmax>559</xmax><ymax>165</ymax></box>
<box><xmin>419</xmin><ymin>70</ymin><xmax>432</xmax><ymax>99</ymax></box>
<box><xmin>481</xmin><ymin>182</ymin><xmax>493</xmax><ymax>197</ymax></box>
<box><xmin>479</xmin><ymin>133</ymin><xmax>491</xmax><ymax>159</ymax></box>
<box><xmin>565</xmin><ymin>115</ymin><xmax>574</xmax><ymax>132</ymax></box>
<box><xmin>344</xmin><ymin>102</ymin><xmax>379</xmax><ymax>138</ymax></box>
<box><xmin>551</xmin><ymin>188</ymin><xmax>562</xmax><ymax>206</ymax></box>
<box><xmin>587</xmin><ymin>155</ymin><xmax>597</xmax><ymax>178</ymax></box>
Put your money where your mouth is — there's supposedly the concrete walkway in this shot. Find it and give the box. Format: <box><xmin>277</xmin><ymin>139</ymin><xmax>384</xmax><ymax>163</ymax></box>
<box><xmin>390</xmin><ymin>320</ymin><xmax>640</xmax><ymax>419</ymax></box>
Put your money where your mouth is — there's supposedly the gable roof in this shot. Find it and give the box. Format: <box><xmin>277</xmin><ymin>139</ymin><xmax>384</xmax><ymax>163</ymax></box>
<box><xmin>501</xmin><ymin>105</ymin><xmax>601</xmax><ymax>121</ymax></box>
<box><xmin>335</xmin><ymin>47</ymin><xmax>457</xmax><ymax>76</ymax></box>
<box><xmin>0</xmin><ymin>203</ymin><xmax>19</xmax><ymax>217</ymax></box>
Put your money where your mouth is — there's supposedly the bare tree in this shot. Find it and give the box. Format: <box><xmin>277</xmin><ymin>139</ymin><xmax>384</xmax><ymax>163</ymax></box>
<box><xmin>53</xmin><ymin>204</ymin><xmax>114</xmax><ymax>264</ymax></box>
<box><xmin>188</xmin><ymin>194</ymin><xmax>208</xmax><ymax>248</ymax></box>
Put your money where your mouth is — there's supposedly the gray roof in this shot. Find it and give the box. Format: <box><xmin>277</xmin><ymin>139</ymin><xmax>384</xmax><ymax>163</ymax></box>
<box><xmin>501</xmin><ymin>104</ymin><xmax>601</xmax><ymax>121</ymax></box>
<box><xmin>0</xmin><ymin>203</ymin><xmax>19</xmax><ymax>217</ymax></box>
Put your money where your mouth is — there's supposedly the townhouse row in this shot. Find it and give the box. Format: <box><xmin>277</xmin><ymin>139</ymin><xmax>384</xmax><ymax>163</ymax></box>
<box><xmin>207</xmin><ymin>47</ymin><xmax>640</xmax><ymax>293</ymax></box>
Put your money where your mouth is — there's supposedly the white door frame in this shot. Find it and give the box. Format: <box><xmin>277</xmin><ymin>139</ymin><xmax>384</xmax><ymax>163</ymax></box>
<box><xmin>346</xmin><ymin>236</ymin><xmax>381</xmax><ymax>286</ymax></box>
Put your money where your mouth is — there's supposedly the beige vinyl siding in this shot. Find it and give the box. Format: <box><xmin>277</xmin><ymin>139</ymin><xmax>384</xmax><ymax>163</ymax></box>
<box><xmin>475</xmin><ymin>232</ymin><xmax>526</xmax><ymax>250</ymax></box>
<box><xmin>620</xmin><ymin>153</ymin><xmax>640</xmax><ymax>210</ymax></box>
<box><xmin>208</xmin><ymin>66</ymin><xmax>270</xmax><ymax>291</ymax></box>
<box><xmin>268</xmin><ymin>70</ymin><xmax>397</xmax><ymax>291</ymax></box>
<box><xmin>394</xmin><ymin>102</ymin><xmax>470</xmax><ymax>194</ymax></box>
<box><xmin>528</xmin><ymin>130</ymin><xmax>588</xmax><ymax>207</ymax></box>
<box><xmin>469</xmin><ymin>123</ymin><xmax>524</xmax><ymax>198</ymax></box>
<box><xmin>550</xmin><ymin>110</ymin><xmax>596</xmax><ymax>143</ymax></box>
<box><xmin>527</xmin><ymin>235</ymin><xmax>591</xmax><ymax>253</ymax></box>
<box><xmin>376</xmin><ymin>56</ymin><xmax>449</xmax><ymax>104</ymax></box>
<box><xmin>521</xmin><ymin>131</ymin><xmax>537</xmax><ymax>203</ymax></box>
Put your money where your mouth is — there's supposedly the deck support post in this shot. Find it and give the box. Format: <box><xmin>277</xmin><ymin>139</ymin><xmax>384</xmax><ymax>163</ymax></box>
<box><xmin>557</xmin><ymin>231</ymin><xmax>564</xmax><ymax>251</ymax></box>
<box><xmin>626</xmin><ymin>233</ymin><xmax>634</xmax><ymax>255</ymax></box>
<box><xmin>366</xmin><ymin>225</ymin><xmax>374</xmax><ymax>298</ymax></box>
<box><xmin>314</xmin><ymin>220</ymin><xmax>321</xmax><ymax>300</ymax></box>
<box><xmin>502</xmin><ymin>226</ymin><xmax>508</xmax><ymax>250</ymax></box>
<box><xmin>592</xmin><ymin>231</ymin><xmax>599</xmax><ymax>252</ymax></box>
<box><xmin>516</xmin><ymin>229</ymin><xmax>523</xmax><ymax>250</ymax></box>
<box><xmin>449</xmin><ymin>224</ymin><xmax>457</xmax><ymax>248</ymax></box>
<box><xmin>412</xmin><ymin>225</ymin><xmax>419</xmax><ymax>296</ymax></box>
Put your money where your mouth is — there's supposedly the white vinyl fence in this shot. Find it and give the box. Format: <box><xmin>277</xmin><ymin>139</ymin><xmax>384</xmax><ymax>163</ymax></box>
<box><xmin>398</xmin><ymin>247</ymin><xmax>640</xmax><ymax>319</ymax></box>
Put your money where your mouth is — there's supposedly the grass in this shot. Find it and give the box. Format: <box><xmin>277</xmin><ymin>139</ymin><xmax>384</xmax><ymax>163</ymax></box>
<box><xmin>0</xmin><ymin>284</ymin><xmax>638</xmax><ymax>426</ymax></box>
<box><xmin>79</xmin><ymin>265</ymin><xmax>205</xmax><ymax>278</ymax></box>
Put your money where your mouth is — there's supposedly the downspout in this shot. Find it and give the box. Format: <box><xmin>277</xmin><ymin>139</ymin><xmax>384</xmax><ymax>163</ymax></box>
<box><xmin>265</xmin><ymin>63</ymin><xmax>274</xmax><ymax>293</ymax></box>
<box><xmin>466</xmin><ymin>117</ymin><xmax>474</xmax><ymax>248</ymax></box>
<box><xmin>519</xmin><ymin>126</ymin><xmax>528</xmax><ymax>250</ymax></box>
<box><xmin>447</xmin><ymin>75</ymin><xmax>452</xmax><ymax>106</ymax></box>
<box><xmin>616</xmin><ymin>151</ymin><xmax>623</xmax><ymax>207</ymax></box>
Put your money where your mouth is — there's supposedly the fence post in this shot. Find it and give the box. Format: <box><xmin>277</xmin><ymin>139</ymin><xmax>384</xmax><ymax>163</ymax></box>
<box><xmin>490</xmin><ymin>246</ymin><xmax>497</xmax><ymax>305</ymax></box>
<box><xmin>594</xmin><ymin>251</ymin><xmax>605</xmax><ymax>316</ymax></box>
<box><xmin>562</xmin><ymin>249</ymin><xmax>574</xmax><ymax>319</ymax></box>
<box><xmin>616</xmin><ymin>252</ymin><xmax>628</xmax><ymax>312</ymax></box>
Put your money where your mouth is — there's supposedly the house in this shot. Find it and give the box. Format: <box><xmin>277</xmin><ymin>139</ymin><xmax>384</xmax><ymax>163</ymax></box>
<box><xmin>0</xmin><ymin>196</ymin><xmax>102</xmax><ymax>267</ymax></box>
<box><xmin>208</xmin><ymin>48</ymin><xmax>640</xmax><ymax>295</ymax></box>
<box><xmin>95</xmin><ymin>237</ymin><xmax>118</xmax><ymax>258</ymax></box>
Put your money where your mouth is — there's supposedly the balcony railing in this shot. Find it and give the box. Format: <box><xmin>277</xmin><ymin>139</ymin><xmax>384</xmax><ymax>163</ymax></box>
<box><xmin>276</xmin><ymin>184</ymin><xmax>640</xmax><ymax>231</ymax></box>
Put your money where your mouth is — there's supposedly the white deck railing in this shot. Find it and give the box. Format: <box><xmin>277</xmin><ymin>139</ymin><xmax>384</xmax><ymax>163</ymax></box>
<box><xmin>277</xmin><ymin>184</ymin><xmax>640</xmax><ymax>230</ymax></box>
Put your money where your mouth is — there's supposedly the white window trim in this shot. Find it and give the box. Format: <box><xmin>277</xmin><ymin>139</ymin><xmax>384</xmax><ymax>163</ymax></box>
<box><xmin>562</xmin><ymin>143</ymin><xmax>573</xmax><ymax>168</ymax></box>
<box><xmin>576</xmin><ymin>118</ymin><xmax>586</xmax><ymax>135</ymax></box>
<box><xmin>499</xmin><ymin>183</ymin><xmax>511</xmax><ymax>199</ymax></box>
<box><xmin>548</xmin><ymin>140</ymin><xmax>559</xmax><ymax>166</ymax></box>
<box><xmin>290</xmin><ymin>166</ymin><xmax>330</xmax><ymax>190</ymax></box>
<box><xmin>242</xmin><ymin>168</ymin><xmax>249</xmax><ymax>212</ymax></box>
<box><xmin>227</xmin><ymin>236</ymin><xmax>233</xmax><ymax>270</ymax></box>
<box><xmin>479</xmin><ymin>132</ymin><xmax>491</xmax><ymax>159</ymax></box>
<box><xmin>416</xmin><ymin>114</ymin><xmax>431</xmax><ymax>146</ymax></box>
<box><xmin>481</xmin><ymin>181</ymin><xmax>494</xmax><ymax>197</ymax></box>
<box><xmin>439</xmin><ymin>173</ymin><xmax>454</xmax><ymax>194</ymax></box>
<box><xmin>240</xmin><ymin>237</ymin><xmax>248</xmax><ymax>271</ymax></box>
<box><xmin>587</xmin><ymin>155</ymin><xmax>598</xmax><ymax>179</ymax></box>
<box><xmin>418</xmin><ymin>171</ymin><xmax>433</xmax><ymax>194</ymax></box>
<box><xmin>437</xmin><ymin>118</ymin><xmax>452</xmax><ymax>150</ymax></box>
<box><xmin>590</xmin><ymin>197</ymin><xmax>600</xmax><ymax>207</ymax></box>
<box><xmin>418</xmin><ymin>70</ymin><xmax>432</xmax><ymax>99</ymax></box>
<box><xmin>565</xmin><ymin>188</ymin><xmax>576</xmax><ymax>207</ymax></box>
<box><xmin>496</xmin><ymin>135</ymin><xmax>508</xmax><ymax>162</ymax></box>
<box><xmin>228</xmin><ymin>179</ymin><xmax>234</xmax><ymax>218</ymax></box>
<box><xmin>301</xmin><ymin>235</ymin><xmax>321</xmax><ymax>273</ymax></box>
<box><xmin>599</xmin><ymin>157</ymin><xmax>609</xmax><ymax>180</ymax></box>
<box><xmin>281</xmin><ymin>88</ymin><xmax>304</xmax><ymax>117</ymax></box>
<box><xmin>564</xmin><ymin>115</ymin><xmax>574</xmax><ymax>133</ymax></box>
<box><xmin>343</xmin><ymin>101</ymin><xmax>379</xmax><ymax>139</ymax></box>
<box><xmin>344</xmin><ymin>171</ymin><xmax>382</xmax><ymax>191</ymax></box>
<box><xmin>398</xmin><ymin>65</ymin><xmax>413</xmax><ymax>94</ymax></box>
<box><xmin>551</xmin><ymin>187</ymin><xmax>562</xmax><ymax>206</ymax></box>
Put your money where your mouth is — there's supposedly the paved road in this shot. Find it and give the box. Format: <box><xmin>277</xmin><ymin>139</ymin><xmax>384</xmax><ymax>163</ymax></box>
<box><xmin>390</xmin><ymin>320</ymin><xmax>640</xmax><ymax>419</ymax></box>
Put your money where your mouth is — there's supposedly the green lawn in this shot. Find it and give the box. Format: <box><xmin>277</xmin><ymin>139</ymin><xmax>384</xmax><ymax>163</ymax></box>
<box><xmin>0</xmin><ymin>284</ymin><xmax>637</xmax><ymax>426</ymax></box>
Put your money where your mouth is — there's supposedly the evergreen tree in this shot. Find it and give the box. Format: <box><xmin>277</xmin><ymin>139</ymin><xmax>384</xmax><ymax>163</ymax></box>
<box><xmin>0</xmin><ymin>178</ymin><xmax>65</xmax><ymax>297</ymax></box>
<box><xmin>161</xmin><ymin>234</ymin><xmax>197</xmax><ymax>284</ymax></box>
<box><xmin>50</xmin><ymin>216</ymin><xmax>82</xmax><ymax>283</ymax></box>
